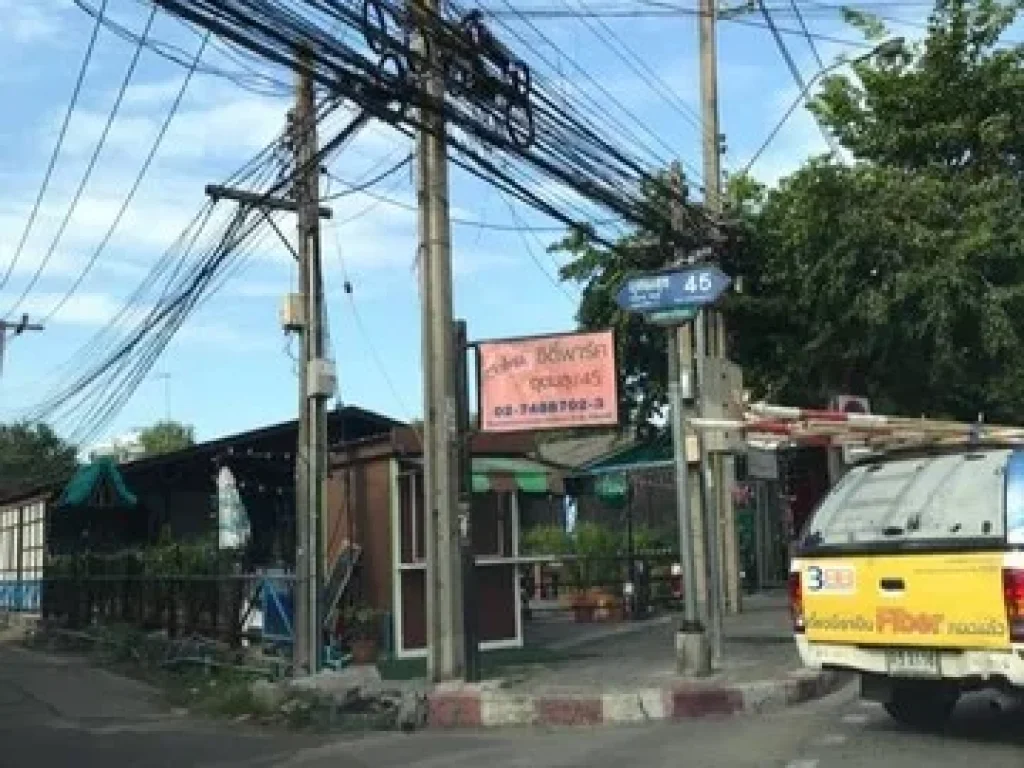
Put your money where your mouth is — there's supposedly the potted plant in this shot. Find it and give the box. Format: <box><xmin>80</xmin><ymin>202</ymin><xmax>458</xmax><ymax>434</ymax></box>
<box><xmin>569</xmin><ymin>523</ymin><xmax>620</xmax><ymax>623</ymax></box>
<box><xmin>341</xmin><ymin>605</ymin><xmax>384</xmax><ymax>664</ymax></box>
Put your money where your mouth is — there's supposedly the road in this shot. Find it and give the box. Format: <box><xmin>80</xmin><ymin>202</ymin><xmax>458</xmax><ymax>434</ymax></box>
<box><xmin>2</xmin><ymin>643</ymin><xmax>1023</xmax><ymax>767</ymax></box>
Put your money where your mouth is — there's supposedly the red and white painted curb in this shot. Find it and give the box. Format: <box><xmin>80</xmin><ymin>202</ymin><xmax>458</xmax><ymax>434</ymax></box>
<box><xmin>426</xmin><ymin>670</ymin><xmax>848</xmax><ymax>728</ymax></box>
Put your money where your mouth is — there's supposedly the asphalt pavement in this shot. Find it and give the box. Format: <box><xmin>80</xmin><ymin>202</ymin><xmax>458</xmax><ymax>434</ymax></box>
<box><xmin>3</xmin><ymin>641</ymin><xmax>1024</xmax><ymax>768</ymax></box>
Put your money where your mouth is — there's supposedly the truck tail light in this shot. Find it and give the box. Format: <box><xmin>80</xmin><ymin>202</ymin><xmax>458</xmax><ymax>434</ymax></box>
<box><xmin>789</xmin><ymin>571</ymin><xmax>805</xmax><ymax>634</ymax></box>
<box><xmin>1003</xmin><ymin>567</ymin><xmax>1024</xmax><ymax>643</ymax></box>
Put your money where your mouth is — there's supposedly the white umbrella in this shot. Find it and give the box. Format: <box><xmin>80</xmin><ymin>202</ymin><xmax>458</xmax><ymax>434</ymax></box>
<box><xmin>216</xmin><ymin>466</ymin><xmax>251</xmax><ymax>550</ymax></box>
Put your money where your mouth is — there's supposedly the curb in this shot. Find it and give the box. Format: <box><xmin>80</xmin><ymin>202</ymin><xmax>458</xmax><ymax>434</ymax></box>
<box><xmin>426</xmin><ymin>670</ymin><xmax>849</xmax><ymax>728</ymax></box>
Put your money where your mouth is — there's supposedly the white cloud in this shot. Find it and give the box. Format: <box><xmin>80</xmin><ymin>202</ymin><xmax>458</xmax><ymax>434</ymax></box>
<box><xmin>0</xmin><ymin>0</ymin><xmax>62</xmax><ymax>44</ymax></box>
<box><xmin>8</xmin><ymin>291</ymin><xmax>146</xmax><ymax>327</ymax></box>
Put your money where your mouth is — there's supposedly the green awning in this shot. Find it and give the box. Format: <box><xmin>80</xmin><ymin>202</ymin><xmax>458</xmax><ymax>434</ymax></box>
<box><xmin>404</xmin><ymin>456</ymin><xmax>565</xmax><ymax>494</ymax></box>
<box><xmin>471</xmin><ymin>457</ymin><xmax>564</xmax><ymax>494</ymax></box>
<box><xmin>57</xmin><ymin>458</ymin><xmax>138</xmax><ymax>508</ymax></box>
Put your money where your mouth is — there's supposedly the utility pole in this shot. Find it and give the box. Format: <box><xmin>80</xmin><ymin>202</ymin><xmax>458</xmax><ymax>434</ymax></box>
<box><xmin>0</xmin><ymin>315</ymin><xmax>42</xmax><ymax>378</ymax></box>
<box><xmin>668</xmin><ymin>164</ymin><xmax>711</xmax><ymax>676</ymax></box>
<box><xmin>699</xmin><ymin>0</ymin><xmax>738</xmax><ymax>647</ymax></box>
<box><xmin>206</xmin><ymin>63</ymin><xmax>335</xmax><ymax>675</ymax></box>
<box><xmin>415</xmin><ymin>0</ymin><xmax>464</xmax><ymax>682</ymax></box>
<box><xmin>293</xmin><ymin>60</ymin><xmax>330</xmax><ymax>676</ymax></box>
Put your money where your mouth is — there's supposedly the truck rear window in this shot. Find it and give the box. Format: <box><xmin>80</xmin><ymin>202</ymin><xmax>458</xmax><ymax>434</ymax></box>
<box><xmin>802</xmin><ymin>449</ymin><xmax>1009</xmax><ymax>550</ymax></box>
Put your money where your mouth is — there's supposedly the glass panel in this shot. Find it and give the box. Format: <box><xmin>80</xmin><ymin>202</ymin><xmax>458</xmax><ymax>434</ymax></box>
<box><xmin>805</xmin><ymin>449</ymin><xmax>1008</xmax><ymax>547</ymax></box>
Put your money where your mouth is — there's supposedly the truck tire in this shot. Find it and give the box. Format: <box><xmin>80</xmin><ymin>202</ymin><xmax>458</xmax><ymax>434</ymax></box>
<box><xmin>883</xmin><ymin>682</ymin><xmax>959</xmax><ymax>730</ymax></box>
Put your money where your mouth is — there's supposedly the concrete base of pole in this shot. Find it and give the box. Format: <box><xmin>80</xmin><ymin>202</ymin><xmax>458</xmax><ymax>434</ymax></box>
<box><xmin>675</xmin><ymin>628</ymin><xmax>712</xmax><ymax>676</ymax></box>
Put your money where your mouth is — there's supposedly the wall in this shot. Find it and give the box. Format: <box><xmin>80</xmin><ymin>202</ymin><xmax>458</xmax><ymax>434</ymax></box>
<box><xmin>325</xmin><ymin>456</ymin><xmax>393</xmax><ymax>613</ymax></box>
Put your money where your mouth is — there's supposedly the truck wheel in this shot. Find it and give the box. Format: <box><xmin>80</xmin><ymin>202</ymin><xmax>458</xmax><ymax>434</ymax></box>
<box><xmin>883</xmin><ymin>682</ymin><xmax>959</xmax><ymax>730</ymax></box>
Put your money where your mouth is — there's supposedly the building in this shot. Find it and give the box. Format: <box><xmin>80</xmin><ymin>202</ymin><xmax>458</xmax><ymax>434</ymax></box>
<box><xmin>0</xmin><ymin>406</ymin><xmax>401</xmax><ymax>614</ymax></box>
<box><xmin>0</xmin><ymin>405</ymin><xmax>569</xmax><ymax>658</ymax></box>
<box><xmin>328</xmin><ymin>427</ymin><xmax>567</xmax><ymax>658</ymax></box>
<box><xmin>0</xmin><ymin>488</ymin><xmax>48</xmax><ymax>612</ymax></box>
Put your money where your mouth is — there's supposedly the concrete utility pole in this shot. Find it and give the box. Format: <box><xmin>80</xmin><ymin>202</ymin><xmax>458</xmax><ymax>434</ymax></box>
<box><xmin>208</xmin><ymin>65</ymin><xmax>336</xmax><ymax>675</ymax></box>
<box><xmin>668</xmin><ymin>166</ymin><xmax>711</xmax><ymax>676</ymax></box>
<box><xmin>415</xmin><ymin>0</ymin><xmax>465</xmax><ymax>682</ymax></box>
<box><xmin>293</xmin><ymin>62</ymin><xmax>329</xmax><ymax>676</ymax></box>
<box><xmin>698</xmin><ymin>0</ymin><xmax>731</xmax><ymax>661</ymax></box>
<box><xmin>0</xmin><ymin>315</ymin><xmax>43</xmax><ymax>378</ymax></box>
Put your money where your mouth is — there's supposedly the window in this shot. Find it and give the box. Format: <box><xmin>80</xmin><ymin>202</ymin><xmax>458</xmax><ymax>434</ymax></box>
<box><xmin>471</xmin><ymin>492</ymin><xmax>514</xmax><ymax>557</ymax></box>
<box><xmin>399</xmin><ymin>472</ymin><xmax>426</xmax><ymax>564</ymax></box>
<box><xmin>804</xmin><ymin>450</ymin><xmax>1008</xmax><ymax>549</ymax></box>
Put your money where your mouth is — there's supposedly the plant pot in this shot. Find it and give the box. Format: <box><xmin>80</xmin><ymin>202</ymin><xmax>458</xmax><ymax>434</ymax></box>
<box><xmin>350</xmin><ymin>636</ymin><xmax>378</xmax><ymax>664</ymax></box>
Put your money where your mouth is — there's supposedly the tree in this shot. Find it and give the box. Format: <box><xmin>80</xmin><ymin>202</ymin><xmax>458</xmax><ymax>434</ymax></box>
<box><xmin>138</xmin><ymin>421</ymin><xmax>196</xmax><ymax>457</ymax></box>
<box><xmin>0</xmin><ymin>422</ymin><xmax>78</xmax><ymax>498</ymax></box>
<box><xmin>557</xmin><ymin>0</ymin><xmax>1024</xmax><ymax>427</ymax></box>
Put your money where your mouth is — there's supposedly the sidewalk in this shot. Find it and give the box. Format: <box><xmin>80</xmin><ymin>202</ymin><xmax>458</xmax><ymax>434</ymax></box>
<box><xmin>428</xmin><ymin>591</ymin><xmax>848</xmax><ymax>728</ymax></box>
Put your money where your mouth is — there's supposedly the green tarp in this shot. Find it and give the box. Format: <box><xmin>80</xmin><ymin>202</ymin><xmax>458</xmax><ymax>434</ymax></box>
<box><xmin>582</xmin><ymin>440</ymin><xmax>673</xmax><ymax>474</ymax></box>
<box><xmin>57</xmin><ymin>458</ymin><xmax>138</xmax><ymax>508</ymax></box>
<box><xmin>470</xmin><ymin>457</ymin><xmax>564</xmax><ymax>494</ymax></box>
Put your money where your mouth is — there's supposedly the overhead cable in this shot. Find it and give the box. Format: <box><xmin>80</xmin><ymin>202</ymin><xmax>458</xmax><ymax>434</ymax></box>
<box><xmin>39</xmin><ymin>33</ymin><xmax>212</xmax><ymax>326</ymax></box>
<box><xmin>0</xmin><ymin>0</ymin><xmax>109</xmax><ymax>294</ymax></box>
<box><xmin>3</xmin><ymin>5</ymin><xmax>160</xmax><ymax>320</ymax></box>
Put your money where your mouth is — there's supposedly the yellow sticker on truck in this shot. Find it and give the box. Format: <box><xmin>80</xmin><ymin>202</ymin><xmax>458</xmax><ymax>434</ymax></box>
<box><xmin>795</xmin><ymin>552</ymin><xmax>1009</xmax><ymax>650</ymax></box>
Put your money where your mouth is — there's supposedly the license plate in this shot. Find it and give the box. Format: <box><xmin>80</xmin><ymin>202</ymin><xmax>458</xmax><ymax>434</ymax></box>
<box><xmin>886</xmin><ymin>649</ymin><xmax>941</xmax><ymax>678</ymax></box>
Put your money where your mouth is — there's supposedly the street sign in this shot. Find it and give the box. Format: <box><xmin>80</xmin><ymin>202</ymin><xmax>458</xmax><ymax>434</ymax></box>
<box><xmin>595</xmin><ymin>472</ymin><xmax>631</xmax><ymax>508</ymax></box>
<box><xmin>645</xmin><ymin>306</ymin><xmax>698</xmax><ymax>326</ymax></box>
<box><xmin>615</xmin><ymin>265</ymin><xmax>731</xmax><ymax>313</ymax></box>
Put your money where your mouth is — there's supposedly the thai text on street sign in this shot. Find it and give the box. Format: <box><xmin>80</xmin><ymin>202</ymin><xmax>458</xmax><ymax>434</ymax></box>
<box><xmin>478</xmin><ymin>329</ymin><xmax>618</xmax><ymax>433</ymax></box>
<box><xmin>615</xmin><ymin>264</ymin><xmax>731</xmax><ymax>313</ymax></box>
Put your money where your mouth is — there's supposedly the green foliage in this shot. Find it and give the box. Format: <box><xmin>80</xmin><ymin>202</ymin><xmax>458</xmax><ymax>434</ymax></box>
<box><xmin>521</xmin><ymin>522</ymin><xmax>655</xmax><ymax>588</ymax></box>
<box><xmin>0</xmin><ymin>421</ymin><xmax>78</xmax><ymax>498</ymax></box>
<box><xmin>557</xmin><ymin>0</ymin><xmax>1024</xmax><ymax>426</ymax></box>
<box><xmin>48</xmin><ymin>539</ymin><xmax>238</xmax><ymax>579</ymax></box>
<box><xmin>138</xmin><ymin>420</ymin><xmax>196</xmax><ymax>457</ymax></box>
<box><xmin>521</xmin><ymin>524</ymin><xmax>572</xmax><ymax>556</ymax></box>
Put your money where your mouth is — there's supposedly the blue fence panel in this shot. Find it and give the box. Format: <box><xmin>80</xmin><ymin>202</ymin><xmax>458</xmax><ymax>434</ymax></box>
<box><xmin>0</xmin><ymin>581</ymin><xmax>41</xmax><ymax>612</ymax></box>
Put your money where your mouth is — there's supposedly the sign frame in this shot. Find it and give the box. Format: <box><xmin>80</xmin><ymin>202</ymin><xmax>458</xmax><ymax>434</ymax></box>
<box><xmin>474</xmin><ymin>328</ymin><xmax>619</xmax><ymax>434</ymax></box>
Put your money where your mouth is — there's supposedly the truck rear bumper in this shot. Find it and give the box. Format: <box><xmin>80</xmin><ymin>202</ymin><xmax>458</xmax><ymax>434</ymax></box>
<box><xmin>796</xmin><ymin>636</ymin><xmax>1024</xmax><ymax>688</ymax></box>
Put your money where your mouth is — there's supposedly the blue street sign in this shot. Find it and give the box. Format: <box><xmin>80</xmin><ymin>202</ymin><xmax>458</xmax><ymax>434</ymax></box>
<box><xmin>615</xmin><ymin>265</ymin><xmax>732</xmax><ymax>313</ymax></box>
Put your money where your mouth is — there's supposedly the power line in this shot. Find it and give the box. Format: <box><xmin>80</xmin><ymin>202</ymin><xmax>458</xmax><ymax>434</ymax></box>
<box><xmin>324</xmin><ymin>167</ymin><xmax>620</xmax><ymax>232</ymax></box>
<box><xmin>0</xmin><ymin>0</ymin><xmax>108</xmax><ymax>295</ymax></box>
<box><xmin>789</xmin><ymin>0</ymin><xmax>824</xmax><ymax>68</ymax></box>
<box><xmin>480</xmin><ymin>2</ymin><xmax>878</xmax><ymax>49</ymax></box>
<box><xmin>321</xmin><ymin>154</ymin><xmax>413</xmax><ymax>200</ymax></box>
<box><xmin>497</xmin><ymin>192</ymin><xmax>578</xmax><ymax>305</ymax></box>
<box><xmin>555</xmin><ymin>0</ymin><xmax>710</xmax><ymax>180</ymax></box>
<box><xmin>4</xmin><ymin>4</ymin><xmax>159</xmax><ymax>320</ymax></box>
<box><xmin>327</xmin><ymin>215</ymin><xmax>420</xmax><ymax>434</ymax></box>
<box><xmin>72</xmin><ymin>0</ymin><xmax>292</xmax><ymax>96</ymax></box>
<box><xmin>9</xmin><ymin>105</ymin><xmax>348</xmax><ymax>437</ymax></box>
<box><xmin>755</xmin><ymin>0</ymin><xmax>842</xmax><ymax>156</ymax></box>
<box><xmin>39</xmin><ymin>33</ymin><xmax>211</xmax><ymax>326</ymax></box>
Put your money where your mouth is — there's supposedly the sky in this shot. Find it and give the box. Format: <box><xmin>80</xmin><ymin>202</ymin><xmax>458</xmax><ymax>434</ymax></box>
<box><xmin>0</xmin><ymin>0</ymin><xmax>940</xmax><ymax>448</ymax></box>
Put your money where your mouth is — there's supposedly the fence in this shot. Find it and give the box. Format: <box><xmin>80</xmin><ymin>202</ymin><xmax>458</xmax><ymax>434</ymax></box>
<box><xmin>520</xmin><ymin>551</ymin><xmax>684</xmax><ymax>620</ymax></box>
<box><xmin>40</xmin><ymin>571</ymin><xmax>288</xmax><ymax>648</ymax></box>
